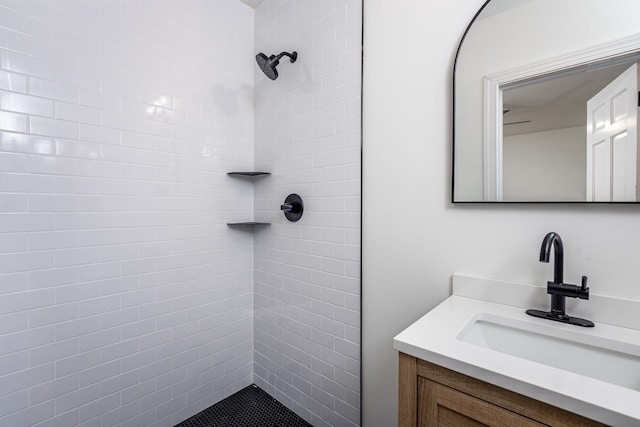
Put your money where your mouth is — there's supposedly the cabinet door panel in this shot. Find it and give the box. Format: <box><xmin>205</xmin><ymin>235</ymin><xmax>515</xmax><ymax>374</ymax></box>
<box><xmin>418</xmin><ymin>378</ymin><xmax>548</xmax><ymax>427</ymax></box>
<box><xmin>438</xmin><ymin>406</ymin><xmax>488</xmax><ymax>427</ymax></box>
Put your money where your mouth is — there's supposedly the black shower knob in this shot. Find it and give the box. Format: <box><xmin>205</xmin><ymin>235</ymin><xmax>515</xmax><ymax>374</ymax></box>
<box><xmin>281</xmin><ymin>194</ymin><xmax>303</xmax><ymax>222</ymax></box>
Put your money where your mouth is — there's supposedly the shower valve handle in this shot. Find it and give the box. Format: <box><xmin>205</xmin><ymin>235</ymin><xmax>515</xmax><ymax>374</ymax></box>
<box><xmin>281</xmin><ymin>194</ymin><xmax>304</xmax><ymax>222</ymax></box>
<box><xmin>280</xmin><ymin>202</ymin><xmax>301</xmax><ymax>213</ymax></box>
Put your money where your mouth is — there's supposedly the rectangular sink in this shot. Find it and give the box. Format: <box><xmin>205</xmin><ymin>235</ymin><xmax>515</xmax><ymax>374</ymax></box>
<box><xmin>457</xmin><ymin>313</ymin><xmax>640</xmax><ymax>391</ymax></box>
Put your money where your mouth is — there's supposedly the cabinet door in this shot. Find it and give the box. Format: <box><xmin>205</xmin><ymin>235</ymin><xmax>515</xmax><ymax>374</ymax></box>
<box><xmin>418</xmin><ymin>378</ymin><xmax>548</xmax><ymax>427</ymax></box>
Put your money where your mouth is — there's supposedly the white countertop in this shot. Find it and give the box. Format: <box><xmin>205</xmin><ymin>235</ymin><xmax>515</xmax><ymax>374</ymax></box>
<box><xmin>393</xmin><ymin>274</ymin><xmax>640</xmax><ymax>427</ymax></box>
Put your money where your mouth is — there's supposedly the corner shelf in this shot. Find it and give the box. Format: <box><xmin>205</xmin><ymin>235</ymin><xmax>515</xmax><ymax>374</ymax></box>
<box><xmin>226</xmin><ymin>171</ymin><xmax>271</xmax><ymax>229</ymax></box>
<box><xmin>227</xmin><ymin>172</ymin><xmax>270</xmax><ymax>177</ymax></box>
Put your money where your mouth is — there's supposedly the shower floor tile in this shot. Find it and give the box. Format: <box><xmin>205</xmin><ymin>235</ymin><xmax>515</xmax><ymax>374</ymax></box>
<box><xmin>174</xmin><ymin>384</ymin><xmax>313</xmax><ymax>427</ymax></box>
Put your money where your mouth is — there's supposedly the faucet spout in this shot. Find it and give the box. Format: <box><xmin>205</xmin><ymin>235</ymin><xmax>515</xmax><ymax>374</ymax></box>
<box><xmin>540</xmin><ymin>232</ymin><xmax>563</xmax><ymax>284</ymax></box>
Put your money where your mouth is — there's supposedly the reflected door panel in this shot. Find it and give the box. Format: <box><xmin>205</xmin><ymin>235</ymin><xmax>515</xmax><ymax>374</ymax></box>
<box><xmin>591</xmin><ymin>139</ymin><xmax>610</xmax><ymax>201</ymax></box>
<box><xmin>586</xmin><ymin>63</ymin><xmax>638</xmax><ymax>201</ymax></box>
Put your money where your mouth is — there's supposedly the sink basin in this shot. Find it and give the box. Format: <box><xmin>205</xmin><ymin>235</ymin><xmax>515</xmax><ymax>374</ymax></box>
<box><xmin>457</xmin><ymin>313</ymin><xmax>640</xmax><ymax>391</ymax></box>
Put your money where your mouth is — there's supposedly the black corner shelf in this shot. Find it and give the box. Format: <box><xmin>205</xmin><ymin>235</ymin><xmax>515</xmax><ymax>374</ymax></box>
<box><xmin>227</xmin><ymin>172</ymin><xmax>270</xmax><ymax>177</ymax></box>
<box><xmin>226</xmin><ymin>222</ymin><xmax>270</xmax><ymax>227</ymax></box>
<box><xmin>226</xmin><ymin>172</ymin><xmax>270</xmax><ymax>230</ymax></box>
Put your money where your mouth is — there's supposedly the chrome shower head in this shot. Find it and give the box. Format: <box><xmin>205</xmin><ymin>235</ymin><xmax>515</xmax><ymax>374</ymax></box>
<box><xmin>255</xmin><ymin>51</ymin><xmax>297</xmax><ymax>80</ymax></box>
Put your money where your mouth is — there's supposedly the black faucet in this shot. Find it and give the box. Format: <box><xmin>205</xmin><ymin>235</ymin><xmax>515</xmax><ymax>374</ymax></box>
<box><xmin>526</xmin><ymin>232</ymin><xmax>594</xmax><ymax>327</ymax></box>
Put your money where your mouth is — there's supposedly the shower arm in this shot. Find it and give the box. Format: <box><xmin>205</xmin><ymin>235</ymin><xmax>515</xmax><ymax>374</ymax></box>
<box><xmin>275</xmin><ymin>51</ymin><xmax>297</xmax><ymax>63</ymax></box>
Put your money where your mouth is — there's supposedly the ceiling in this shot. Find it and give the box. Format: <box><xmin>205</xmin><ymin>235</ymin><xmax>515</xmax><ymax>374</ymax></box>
<box><xmin>239</xmin><ymin>0</ymin><xmax>264</xmax><ymax>8</ymax></box>
<box><xmin>502</xmin><ymin>61</ymin><xmax>635</xmax><ymax>137</ymax></box>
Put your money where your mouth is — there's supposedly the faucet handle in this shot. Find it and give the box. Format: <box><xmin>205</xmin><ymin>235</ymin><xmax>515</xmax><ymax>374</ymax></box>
<box><xmin>578</xmin><ymin>275</ymin><xmax>590</xmax><ymax>300</ymax></box>
<box><xmin>581</xmin><ymin>276</ymin><xmax>588</xmax><ymax>291</ymax></box>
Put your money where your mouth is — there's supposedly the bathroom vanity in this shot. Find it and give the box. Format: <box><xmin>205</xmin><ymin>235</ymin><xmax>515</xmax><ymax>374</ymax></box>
<box><xmin>394</xmin><ymin>275</ymin><xmax>640</xmax><ymax>427</ymax></box>
<box><xmin>398</xmin><ymin>353</ymin><xmax>604</xmax><ymax>426</ymax></box>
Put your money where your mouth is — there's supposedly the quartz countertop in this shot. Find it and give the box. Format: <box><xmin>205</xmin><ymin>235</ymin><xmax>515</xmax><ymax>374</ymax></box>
<box><xmin>393</xmin><ymin>274</ymin><xmax>640</xmax><ymax>427</ymax></box>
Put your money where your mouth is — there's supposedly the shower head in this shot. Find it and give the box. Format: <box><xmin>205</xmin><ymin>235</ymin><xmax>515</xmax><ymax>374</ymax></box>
<box><xmin>255</xmin><ymin>51</ymin><xmax>298</xmax><ymax>80</ymax></box>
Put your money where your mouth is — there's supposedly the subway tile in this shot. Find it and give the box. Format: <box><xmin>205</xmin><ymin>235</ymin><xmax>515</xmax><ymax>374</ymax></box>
<box><xmin>0</xmin><ymin>172</ymin><xmax>55</xmax><ymax>193</ymax></box>
<box><xmin>76</xmin><ymin>416</ymin><xmax>102</xmax><ymax>427</ymax></box>
<box><xmin>55</xmin><ymin>27</ymin><xmax>100</xmax><ymax>55</ymax></box>
<box><xmin>101</xmin><ymin>111</ymin><xmax>139</xmax><ymax>132</ymax></box>
<box><xmin>55</xmin><ymin>315</ymin><xmax>100</xmax><ymax>341</ymax></box>
<box><xmin>56</xmin><ymin>349</ymin><xmax>101</xmax><ymax>377</ymax></box>
<box><xmin>139</xmin><ymin>359</ymin><xmax>171</xmax><ymax>383</ymax></box>
<box><xmin>55</xmin><ymin>139</ymin><xmax>101</xmax><ymax>160</ymax></box>
<box><xmin>77</xmin><ymin>229</ymin><xmax>120</xmax><ymax>247</ymax></box>
<box><xmin>0</xmin><ymin>193</ymin><xmax>28</xmax><ymax>212</ymax></box>
<box><xmin>28</xmin><ymin>373</ymin><xmax>78</xmax><ymax>405</ymax></box>
<box><xmin>0</xmin><ymin>390</ymin><xmax>28</xmax><ymax>417</ymax></box>
<box><xmin>79</xmin><ymin>124</ymin><xmax>119</xmax><ymax>145</ymax></box>
<box><xmin>0</xmin><ymin>310</ymin><xmax>27</xmax><ymax>336</ymax></box>
<box><xmin>28</xmin><ymin>195</ymin><xmax>78</xmax><ymax>213</ymax></box>
<box><xmin>100</xmin><ymin>306</ymin><xmax>138</xmax><ymax>330</ymax></box>
<box><xmin>55</xmin><ymin>383</ymin><xmax>100</xmax><ymax>415</ymax></box>
<box><xmin>100</xmin><ymin>400</ymin><xmax>139</xmax><ymax>427</ymax></box>
<box><xmin>78</xmin><ymin>295</ymin><xmax>120</xmax><ymax>317</ymax></box>
<box><xmin>0</xmin><ymin>288</ymin><xmax>55</xmax><ymax>315</ymax></box>
<box><xmin>30</xmin><ymin>117</ymin><xmax>78</xmax><ymax>139</ymax></box>
<box><xmin>100</xmin><ymin>372</ymin><xmax>139</xmax><ymax>398</ymax></box>
<box><xmin>78</xmin><ymin>261</ymin><xmax>121</xmax><ymax>282</ymax></box>
<box><xmin>1</xmin><ymin>50</ymin><xmax>55</xmax><ymax>80</ymax></box>
<box><xmin>0</xmin><ymin>151</ymin><xmax>29</xmax><ymax>172</ymax></box>
<box><xmin>55</xmin><ymin>282</ymin><xmax>100</xmax><ymax>304</ymax></box>
<box><xmin>100</xmin><ymin>338</ymin><xmax>138</xmax><ymax>363</ymax></box>
<box><xmin>29</xmin><ymin>231</ymin><xmax>78</xmax><ymax>251</ymax></box>
<box><xmin>0</xmin><ymin>400</ymin><xmax>55</xmax><ymax>427</ymax></box>
<box><xmin>29</xmin><ymin>266</ymin><xmax>78</xmax><ymax>289</ymax></box>
<box><xmin>0</xmin><ymin>363</ymin><xmax>54</xmax><ymax>397</ymax></box>
<box><xmin>30</xmin><ymin>78</ymin><xmax>79</xmax><ymax>103</ymax></box>
<box><xmin>54</xmin><ymin>176</ymin><xmax>102</xmax><ymax>195</ymax></box>
<box><xmin>29</xmin><ymin>337</ymin><xmax>79</xmax><ymax>367</ymax></box>
<box><xmin>0</xmin><ymin>91</ymin><xmax>54</xmax><ymax>117</ymax></box>
<box><xmin>0</xmin><ymin>351</ymin><xmax>28</xmax><ymax>376</ymax></box>
<box><xmin>0</xmin><ymin>70</ymin><xmax>27</xmax><ymax>93</ymax></box>
<box><xmin>76</xmin><ymin>360</ymin><xmax>120</xmax><ymax>391</ymax></box>
<box><xmin>30</xmin><ymin>151</ymin><xmax>81</xmax><ymax>175</ymax></box>
<box><xmin>55</xmin><ymin>102</ymin><xmax>100</xmax><ymax>125</ymax></box>
<box><xmin>55</xmin><ymin>247</ymin><xmax>101</xmax><ymax>267</ymax></box>
<box><xmin>0</xmin><ymin>232</ymin><xmax>28</xmax><ymax>253</ymax></box>
<box><xmin>78</xmin><ymin>89</ymin><xmax>120</xmax><ymax>112</ymax></box>
<box><xmin>77</xmin><ymin>392</ymin><xmax>119</xmax><ymax>423</ymax></box>
<box><xmin>31</xmin><ymin>410</ymin><xmax>79</xmax><ymax>427</ymax></box>
<box><xmin>28</xmin><ymin>302</ymin><xmax>78</xmax><ymax>328</ymax></box>
<box><xmin>77</xmin><ymin>328</ymin><xmax>120</xmax><ymax>353</ymax></box>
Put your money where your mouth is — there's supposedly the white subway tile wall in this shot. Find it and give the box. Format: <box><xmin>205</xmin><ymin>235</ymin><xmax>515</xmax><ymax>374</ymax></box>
<box><xmin>253</xmin><ymin>1</ymin><xmax>362</xmax><ymax>426</ymax></box>
<box><xmin>0</xmin><ymin>1</ymin><xmax>256</xmax><ymax>426</ymax></box>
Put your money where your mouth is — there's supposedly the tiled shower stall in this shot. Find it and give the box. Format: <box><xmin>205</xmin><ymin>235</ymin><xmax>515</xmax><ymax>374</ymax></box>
<box><xmin>0</xmin><ymin>1</ymin><xmax>361</xmax><ymax>426</ymax></box>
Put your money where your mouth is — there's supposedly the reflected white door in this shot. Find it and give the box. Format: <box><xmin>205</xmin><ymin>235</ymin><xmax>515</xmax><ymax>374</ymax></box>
<box><xmin>586</xmin><ymin>63</ymin><xmax>639</xmax><ymax>201</ymax></box>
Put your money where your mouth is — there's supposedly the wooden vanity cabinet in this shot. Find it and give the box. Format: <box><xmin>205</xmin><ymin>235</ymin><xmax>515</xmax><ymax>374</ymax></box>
<box><xmin>398</xmin><ymin>353</ymin><xmax>608</xmax><ymax>427</ymax></box>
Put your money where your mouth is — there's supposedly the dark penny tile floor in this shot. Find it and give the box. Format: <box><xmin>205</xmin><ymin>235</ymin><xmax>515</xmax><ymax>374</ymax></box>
<box><xmin>174</xmin><ymin>384</ymin><xmax>313</xmax><ymax>427</ymax></box>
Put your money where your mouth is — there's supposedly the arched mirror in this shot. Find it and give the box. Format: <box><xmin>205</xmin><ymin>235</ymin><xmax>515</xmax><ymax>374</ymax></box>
<box><xmin>453</xmin><ymin>0</ymin><xmax>640</xmax><ymax>202</ymax></box>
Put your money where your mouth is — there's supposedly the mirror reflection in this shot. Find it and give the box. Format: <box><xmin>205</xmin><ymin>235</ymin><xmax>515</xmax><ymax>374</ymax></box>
<box><xmin>453</xmin><ymin>0</ymin><xmax>640</xmax><ymax>202</ymax></box>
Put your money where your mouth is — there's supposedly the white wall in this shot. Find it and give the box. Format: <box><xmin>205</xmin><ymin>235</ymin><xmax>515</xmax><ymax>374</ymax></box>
<box><xmin>253</xmin><ymin>1</ymin><xmax>362</xmax><ymax>427</ymax></box>
<box><xmin>503</xmin><ymin>126</ymin><xmax>585</xmax><ymax>201</ymax></box>
<box><xmin>0</xmin><ymin>1</ymin><xmax>255</xmax><ymax>426</ymax></box>
<box><xmin>363</xmin><ymin>1</ymin><xmax>640</xmax><ymax>426</ymax></box>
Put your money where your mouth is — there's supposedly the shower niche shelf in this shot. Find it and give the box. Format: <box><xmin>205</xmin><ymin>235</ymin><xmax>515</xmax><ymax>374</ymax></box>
<box><xmin>226</xmin><ymin>171</ymin><xmax>271</xmax><ymax>228</ymax></box>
